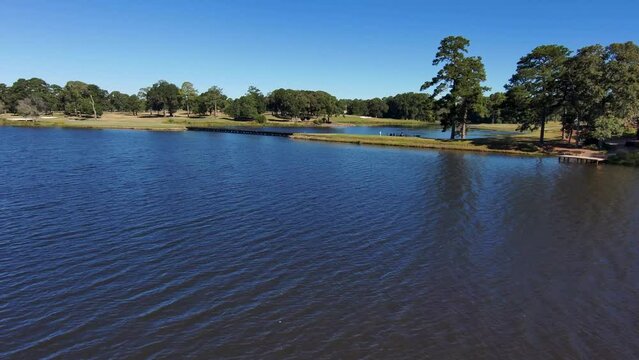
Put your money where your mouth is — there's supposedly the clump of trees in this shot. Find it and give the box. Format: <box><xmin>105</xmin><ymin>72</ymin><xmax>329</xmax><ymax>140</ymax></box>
<box><xmin>414</xmin><ymin>36</ymin><xmax>639</xmax><ymax>142</ymax></box>
<box><xmin>0</xmin><ymin>78</ymin><xmax>136</xmax><ymax>119</ymax></box>
<box><xmin>266</xmin><ymin>89</ymin><xmax>341</xmax><ymax>122</ymax></box>
<box><xmin>16</xmin><ymin>97</ymin><xmax>46</xmax><ymax>120</ymax></box>
<box><xmin>504</xmin><ymin>41</ymin><xmax>639</xmax><ymax>143</ymax></box>
<box><xmin>140</xmin><ymin>80</ymin><xmax>181</xmax><ymax>117</ymax></box>
<box><xmin>341</xmin><ymin>93</ymin><xmax>436</xmax><ymax>122</ymax></box>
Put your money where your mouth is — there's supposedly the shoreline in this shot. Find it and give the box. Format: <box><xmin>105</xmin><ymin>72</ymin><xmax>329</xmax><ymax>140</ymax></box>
<box><xmin>2</xmin><ymin>116</ymin><xmax>617</xmax><ymax>160</ymax></box>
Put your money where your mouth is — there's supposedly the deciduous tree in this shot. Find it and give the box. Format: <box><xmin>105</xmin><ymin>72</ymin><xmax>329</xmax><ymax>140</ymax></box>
<box><xmin>180</xmin><ymin>82</ymin><xmax>198</xmax><ymax>118</ymax></box>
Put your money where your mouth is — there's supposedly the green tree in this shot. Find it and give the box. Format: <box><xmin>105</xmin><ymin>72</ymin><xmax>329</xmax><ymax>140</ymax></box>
<box><xmin>591</xmin><ymin>116</ymin><xmax>627</xmax><ymax>146</ymax></box>
<box><xmin>125</xmin><ymin>94</ymin><xmax>144</xmax><ymax>115</ymax></box>
<box><xmin>62</xmin><ymin>81</ymin><xmax>106</xmax><ymax>118</ymax></box>
<box><xmin>507</xmin><ymin>45</ymin><xmax>571</xmax><ymax>144</ymax></box>
<box><xmin>267</xmin><ymin>89</ymin><xmax>303</xmax><ymax>119</ymax></box>
<box><xmin>144</xmin><ymin>80</ymin><xmax>181</xmax><ymax>116</ymax></box>
<box><xmin>227</xmin><ymin>95</ymin><xmax>259</xmax><ymax>120</ymax></box>
<box><xmin>0</xmin><ymin>83</ymin><xmax>7</xmax><ymax>108</ymax></box>
<box><xmin>108</xmin><ymin>91</ymin><xmax>130</xmax><ymax>112</ymax></box>
<box><xmin>562</xmin><ymin>45</ymin><xmax>607</xmax><ymax>143</ymax></box>
<box><xmin>193</xmin><ymin>95</ymin><xmax>208</xmax><ymax>116</ymax></box>
<box><xmin>346</xmin><ymin>99</ymin><xmax>368</xmax><ymax>116</ymax></box>
<box><xmin>7</xmin><ymin>78</ymin><xmax>55</xmax><ymax>114</ymax></box>
<box><xmin>48</xmin><ymin>84</ymin><xmax>64</xmax><ymax>111</ymax></box>
<box><xmin>201</xmin><ymin>86</ymin><xmax>227</xmax><ymax>116</ymax></box>
<box><xmin>315</xmin><ymin>91</ymin><xmax>340</xmax><ymax>123</ymax></box>
<box><xmin>246</xmin><ymin>86</ymin><xmax>266</xmax><ymax>114</ymax></box>
<box><xmin>606</xmin><ymin>42</ymin><xmax>639</xmax><ymax>139</ymax></box>
<box><xmin>385</xmin><ymin>93</ymin><xmax>435</xmax><ymax>121</ymax></box>
<box><xmin>421</xmin><ymin>36</ymin><xmax>488</xmax><ymax>139</ymax></box>
<box><xmin>486</xmin><ymin>92</ymin><xmax>506</xmax><ymax>124</ymax></box>
<box><xmin>180</xmin><ymin>82</ymin><xmax>198</xmax><ymax>118</ymax></box>
<box><xmin>367</xmin><ymin>98</ymin><xmax>388</xmax><ymax>118</ymax></box>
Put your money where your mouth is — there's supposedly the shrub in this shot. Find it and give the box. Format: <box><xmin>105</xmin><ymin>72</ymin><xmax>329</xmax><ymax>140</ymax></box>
<box><xmin>607</xmin><ymin>150</ymin><xmax>639</xmax><ymax>167</ymax></box>
<box><xmin>255</xmin><ymin>114</ymin><xmax>267</xmax><ymax>124</ymax></box>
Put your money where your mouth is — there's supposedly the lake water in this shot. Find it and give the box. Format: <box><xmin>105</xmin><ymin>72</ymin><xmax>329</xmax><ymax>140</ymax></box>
<box><xmin>233</xmin><ymin>125</ymin><xmax>514</xmax><ymax>139</ymax></box>
<box><xmin>2</xmin><ymin>127</ymin><xmax>639</xmax><ymax>359</ymax></box>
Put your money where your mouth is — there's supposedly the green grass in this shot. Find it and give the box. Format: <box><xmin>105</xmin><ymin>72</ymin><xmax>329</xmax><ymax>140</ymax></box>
<box><xmin>332</xmin><ymin>115</ymin><xmax>435</xmax><ymax>127</ymax></box>
<box><xmin>160</xmin><ymin>113</ymin><xmax>437</xmax><ymax>128</ymax></box>
<box><xmin>470</xmin><ymin>121</ymin><xmax>564</xmax><ymax>142</ymax></box>
<box><xmin>290</xmin><ymin>133</ymin><xmax>548</xmax><ymax>156</ymax></box>
<box><xmin>165</xmin><ymin>116</ymin><xmax>324</xmax><ymax>128</ymax></box>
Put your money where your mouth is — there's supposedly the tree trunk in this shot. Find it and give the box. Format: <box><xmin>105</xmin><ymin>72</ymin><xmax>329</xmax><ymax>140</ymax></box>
<box><xmin>575</xmin><ymin>115</ymin><xmax>581</xmax><ymax>146</ymax></box>
<box><xmin>539</xmin><ymin>116</ymin><xmax>546</xmax><ymax>145</ymax></box>
<box><xmin>449</xmin><ymin>121</ymin><xmax>456</xmax><ymax>139</ymax></box>
<box><xmin>214</xmin><ymin>101</ymin><xmax>217</xmax><ymax>117</ymax></box>
<box><xmin>460</xmin><ymin>107</ymin><xmax>468</xmax><ymax>140</ymax></box>
<box><xmin>89</xmin><ymin>94</ymin><xmax>97</xmax><ymax>119</ymax></box>
<box><xmin>187</xmin><ymin>103</ymin><xmax>190</xmax><ymax>118</ymax></box>
<box><xmin>567</xmin><ymin>126</ymin><xmax>572</xmax><ymax>144</ymax></box>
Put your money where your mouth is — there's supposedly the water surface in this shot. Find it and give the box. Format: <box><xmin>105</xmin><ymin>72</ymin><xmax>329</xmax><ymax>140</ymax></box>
<box><xmin>1</xmin><ymin>127</ymin><xmax>639</xmax><ymax>359</ymax></box>
<box><xmin>233</xmin><ymin>125</ymin><xmax>514</xmax><ymax>138</ymax></box>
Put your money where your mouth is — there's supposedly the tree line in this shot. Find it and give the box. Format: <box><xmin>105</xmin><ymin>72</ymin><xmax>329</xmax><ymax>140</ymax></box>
<box><xmin>420</xmin><ymin>36</ymin><xmax>639</xmax><ymax>142</ymax></box>
<box><xmin>1</xmin><ymin>36</ymin><xmax>637</xmax><ymax>142</ymax></box>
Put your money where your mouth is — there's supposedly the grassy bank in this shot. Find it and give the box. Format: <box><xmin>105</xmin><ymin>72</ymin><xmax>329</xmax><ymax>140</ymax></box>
<box><xmin>469</xmin><ymin>122</ymin><xmax>564</xmax><ymax>141</ymax></box>
<box><xmin>0</xmin><ymin>112</ymin><xmax>436</xmax><ymax>131</ymax></box>
<box><xmin>171</xmin><ymin>114</ymin><xmax>435</xmax><ymax>128</ymax></box>
<box><xmin>291</xmin><ymin>133</ymin><xmax>548</xmax><ymax>156</ymax></box>
<box><xmin>331</xmin><ymin>115</ymin><xmax>434</xmax><ymax>127</ymax></box>
<box><xmin>1</xmin><ymin>113</ymin><xmax>185</xmax><ymax>131</ymax></box>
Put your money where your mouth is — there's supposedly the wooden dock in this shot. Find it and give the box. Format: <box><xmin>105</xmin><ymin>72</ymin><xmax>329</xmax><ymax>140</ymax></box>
<box><xmin>558</xmin><ymin>154</ymin><xmax>605</xmax><ymax>165</ymax></box>
<box><xmin>186</xmin><ymin>127</ymin><xmax>293</xmax><ymax>137</ymax></box>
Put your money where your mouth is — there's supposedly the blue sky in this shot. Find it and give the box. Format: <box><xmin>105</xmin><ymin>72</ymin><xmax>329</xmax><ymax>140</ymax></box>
<box><xmin>0</xmin><ymin>0</ymin><xmax>637</xmax><ymax>99</ymax></box>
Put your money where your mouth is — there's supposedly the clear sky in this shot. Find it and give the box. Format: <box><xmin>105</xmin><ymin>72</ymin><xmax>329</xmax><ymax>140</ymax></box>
<box><xmin>0</xmin><ymin>0</ymin><xmax>637</xmax><ymax>99</ymax></box>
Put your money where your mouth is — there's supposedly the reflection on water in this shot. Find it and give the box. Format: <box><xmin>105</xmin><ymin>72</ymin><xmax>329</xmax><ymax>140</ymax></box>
<box><xmin>1</xmin><ymin>127</ymin><xmax>638</xmax><ymax>358</ymax></box>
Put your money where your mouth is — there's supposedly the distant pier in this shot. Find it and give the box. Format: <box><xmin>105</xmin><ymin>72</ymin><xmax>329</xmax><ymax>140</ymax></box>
<box><xmin>187</xmin><ymin>127</ymin><xmax>293</xmax><ymax>137</ymax></box>
<box><xmin>558</xmin><ymin>154</ymin><xmax>605</xmax><ymax>165</ymax></box>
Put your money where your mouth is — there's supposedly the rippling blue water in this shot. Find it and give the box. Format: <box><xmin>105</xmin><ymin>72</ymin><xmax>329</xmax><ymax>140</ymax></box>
<box><xmin>1</xmin><ymin>127</ymin><xmax>639</xmax><ymax>358</ymax></box>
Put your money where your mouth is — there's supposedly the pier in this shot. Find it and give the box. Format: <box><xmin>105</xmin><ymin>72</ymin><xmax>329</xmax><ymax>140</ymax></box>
<box><xmin>186</xmin><ymin>127</ymin><xmax>293</xmax><ymax>137</ymax></box>
<box><xmin>558</xmin><ymin>154</ymin><xmax>605</xmax><ymax>165</ymax></box>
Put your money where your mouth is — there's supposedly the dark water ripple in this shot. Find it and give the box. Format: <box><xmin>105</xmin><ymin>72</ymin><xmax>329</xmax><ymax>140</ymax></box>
<box><xmin>1</xmin><ymin>127</ymin><xmax>639</xmax><ymax>359</ymax></box>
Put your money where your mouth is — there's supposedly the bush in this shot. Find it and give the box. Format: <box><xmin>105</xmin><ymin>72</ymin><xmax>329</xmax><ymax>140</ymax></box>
<box><xmin>255</xmin><ymin>114</ymin><xmax>267</xmax><ymax>124</ymax></box>
<box><xmin>591</xmin><ymin>116</ymin><xmax>626</xmax><ymax>143</ymax></box>
<box><xmin>607</xmin><ymin>150</ymin><xmax>639</xmax><ymax>167</ymax></box>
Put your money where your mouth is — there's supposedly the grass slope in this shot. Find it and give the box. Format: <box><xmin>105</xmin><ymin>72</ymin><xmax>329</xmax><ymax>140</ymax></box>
<box><xmin>291</xmin><ymin>133</ymin><xmax>548</xmax><ymax>156</ymax></box>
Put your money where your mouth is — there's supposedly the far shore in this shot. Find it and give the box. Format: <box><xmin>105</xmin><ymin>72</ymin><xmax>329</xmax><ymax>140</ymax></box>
<box><xmin>0</xmin><ymin>111</ymin><xmax>435</xmax><ymax>131</ymax></box>
<box><xmin>0</xmin><ymin>111</ymin><xmax>616</xmax><ymax>159</ymax></box>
